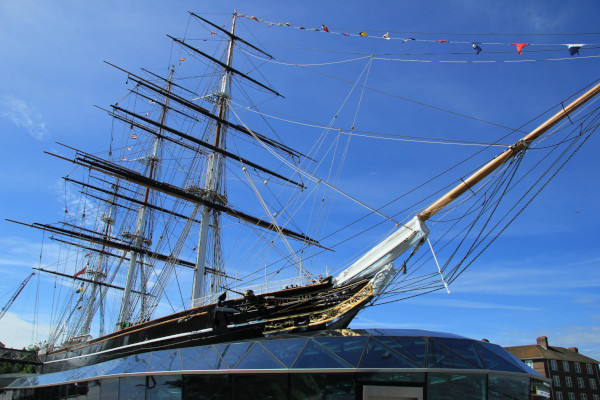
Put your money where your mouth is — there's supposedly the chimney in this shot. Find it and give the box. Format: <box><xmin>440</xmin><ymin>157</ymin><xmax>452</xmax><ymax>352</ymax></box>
<box><xmin>568</xmin><ymin>347</ymin><xmax>579</xmax><ymax>353</ymax></box>
<box><xmin>536</xmin><ymin>336</ymin><xmax>548</xmax><ymax>349</ymax></box>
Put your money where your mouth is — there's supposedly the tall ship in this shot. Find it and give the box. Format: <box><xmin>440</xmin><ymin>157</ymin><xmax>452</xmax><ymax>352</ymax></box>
<box><xmin>6</xmin><ymin>12</ymin><xmax>600</xmax><ymax>374</ymax></box>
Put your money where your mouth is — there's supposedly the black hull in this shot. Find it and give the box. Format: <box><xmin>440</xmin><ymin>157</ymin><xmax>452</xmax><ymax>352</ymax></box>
<box><xmin>41</xmin><ymin>278</ymin><xmax>374</xmax><ymax>373</ymax></box>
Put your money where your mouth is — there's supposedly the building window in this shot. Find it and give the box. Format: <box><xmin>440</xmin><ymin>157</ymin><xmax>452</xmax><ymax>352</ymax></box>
<box><xmin>590</xmin><ymin>379</ymin><xmax>597</xmax><ymax>390</ymax></box>
<box><xmin>556</xmin><ymin>393</ymin><xmax>563</xmax><ymax>400</ymax></box>
<box><xmin>578</xmin><ymin>377</ymin><xmax>585</xmax><ymax>389</ymax></box>
<box><xmin>552</xmin><ymin>360</ymin><xmax>559</xmax><ymax>371</ymax></box>
<box><xmin>554</xmin><ymin>376</ymin><xmax>561</xmax><ymax>387</ymax></box>
<box><xmin>566</xmin><ymin>377</ymin><xmax>573</xmax><ymax>387</ymax></box>
<box><xmin>581</xmin><ymin>394</ymin><xmax>588</xmax><ymax>400</ymax></box>
<box><xmin>525</xmin><ymin>360</ymin><xmax>534</xmax><ymax>368</ymax></box>
<box><xmin>592</xmin><ymin>395</ymin><xmax>599</xmax><ymax>400</ymax></box>
<box><xmin>569</xmin><ymin>393</ymin><xmax>576</xmax><ymax>400</ymax></box>
<box><xmin>564</xmin><ymin>361</ymin><xmax>570</xmax><ymax>372</ymax></box>
<box><xmin>575</xmin><ymin>362</ymin><xmax>582</xmax><ymax>373</ymax></box>
<box><xmin>587</xmin><ymin>363</ymin><xmax>594</xmax><ymax>374</ymax></box>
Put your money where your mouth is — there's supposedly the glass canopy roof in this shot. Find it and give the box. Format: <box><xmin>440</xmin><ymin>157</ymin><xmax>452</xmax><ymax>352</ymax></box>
<box><xmin>8</xmin><ymin>329</ymin><xmax>539</xmax><ymax>389</ymax></box>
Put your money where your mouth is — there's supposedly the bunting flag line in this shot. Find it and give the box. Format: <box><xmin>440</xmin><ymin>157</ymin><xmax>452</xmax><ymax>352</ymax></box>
<box><xmin>236</xmin><ymin>12</ymin><xmax>598</xmax><ymax>57</ymax></box>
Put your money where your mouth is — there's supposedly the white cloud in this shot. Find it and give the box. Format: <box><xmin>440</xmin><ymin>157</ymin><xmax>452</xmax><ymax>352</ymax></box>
<box><xmin>2</xmin><ymin>95</ymin><xmax>48</xmax><ymax>140</ymax></box>
<box><xmin>0</xmin><ymin>312</ymin><xmax>50</xmax><ymax>349</ymax></box>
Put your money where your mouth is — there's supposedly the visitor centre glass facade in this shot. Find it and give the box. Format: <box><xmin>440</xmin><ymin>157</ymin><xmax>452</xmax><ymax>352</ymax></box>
<box><xmin>1</xmin><ymin>329</ymin><xmax>549</xmax><ymax>399</ymax></box>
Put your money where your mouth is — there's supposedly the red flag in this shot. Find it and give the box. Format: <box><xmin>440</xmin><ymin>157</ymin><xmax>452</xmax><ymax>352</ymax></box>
<box><xmin>511</xmin><ymin>43</ymin><xmax>529</xmax><ymax>55</ymax></box>
<box><xmin>322</xmin><ymin>25</ymin><xmax>329</xmax><ymax>33</ymax></box>
<box><xmin>74</xmin><ymin>267</ymin><xmax>87</xmax><ymax>278</ymax></box>
<box><xmin>131</xmin><ymin>133</ymin><xmax>138</xmax><ymax>139</ymax></box>
<box><xmin>436</xmin><ymin>40</ymin><xmax>448</xmax><ymax>43</ymax></box>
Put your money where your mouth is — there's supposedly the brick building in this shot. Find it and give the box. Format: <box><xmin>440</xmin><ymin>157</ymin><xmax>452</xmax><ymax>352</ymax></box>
<box><xmin>505</xmin><ymin>336</ymin><xmax>600</xmax><ymax>400</ymax></box>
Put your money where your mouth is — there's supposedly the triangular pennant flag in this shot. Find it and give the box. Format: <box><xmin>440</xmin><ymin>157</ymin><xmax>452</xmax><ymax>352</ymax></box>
<box><xmin>343</xmin><ymin>33</ymin><xmax>350</xmax><ymax>36</ymax></box>
<box><xmin>359</xmin><ymin>32</ymin><xmax>368</xmax><ymax>37</ymax></box>
<box><xmin>74</xmin><ymin>267</ymin><xmax>87</xmax><ymax>278</ymax></box>
<box><xmin>131</xmin><ymin>133</ymin><xmax>138</xmax><ymax>139</ymax></box>
<box><xmin>567</xmin><ymin>44</ymin><xmax>584</xmax><ymax>56</ymax></box>
<box><xmin>322</xmin><ymin>25</ymin><xmax>329</xmax><ymax>33</ymax></box>
<box><xmin>403</xmin><ymin>38</ymin><xmax>415</xmax><ymax>43</ymax></box>
<box><xmin>383</xmin><ymin>32</ymin><xmax>390</xmax><ymax>40</ymax></box>
<box><xmin>436</xmin><ymin>39</ymin><xmax>448</xmax><ymax>43</ymax></box>
<box><xmin>511</xmin><ymin>43</ymin><xmax>529</xmax><ymax>54</ymax></box>
<box><xmin>472</xmin><ymin>43</ymin><xmax>482</xmax><ymax>54</ymax></box>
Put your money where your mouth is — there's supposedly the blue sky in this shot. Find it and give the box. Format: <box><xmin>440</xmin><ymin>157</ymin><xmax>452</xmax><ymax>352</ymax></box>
<box><xmin>1</xmin><ymin>0</ymin><xmax>599</xmax><ymax>361</ymax></box>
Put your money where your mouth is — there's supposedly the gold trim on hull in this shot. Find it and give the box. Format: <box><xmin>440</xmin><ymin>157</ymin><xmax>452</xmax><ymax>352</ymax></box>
<box><xmin>263</xmin><ymin>283</ymin><xmax>374</xmax><ymax>334</ymax></box>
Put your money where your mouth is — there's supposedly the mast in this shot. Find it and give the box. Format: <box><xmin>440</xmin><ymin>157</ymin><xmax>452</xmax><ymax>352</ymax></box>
<box><xmin>117</xmin><ymin>67</ymin><xmax>175</xmax><ymax>328</ymax></box>
<box><xmin>191</xmin><ymin>12</ymin><xmax>237</xmax><ymax>308</ymax></box>
<box><xmin>79</xmin><ymin>199</ymin><xmax>115</xmax><ymax>335</ymax></box>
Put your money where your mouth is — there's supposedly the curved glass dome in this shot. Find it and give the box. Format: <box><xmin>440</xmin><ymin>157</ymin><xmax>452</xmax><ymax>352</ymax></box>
<box><xmin>9</xmin><ymin>328</ymin><xmax>540</xmax><ymax>389</ymax></box>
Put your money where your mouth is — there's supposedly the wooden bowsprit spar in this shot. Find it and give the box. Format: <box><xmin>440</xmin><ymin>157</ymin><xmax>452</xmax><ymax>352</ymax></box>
<box><xmin>418</xmin><ymin>80</ymin><xmax>600</xmax><ymax>221</ymax></box>
<box><xmin>332</xmin><ymin>80</ymin><xmax>600</xmax><ymax>290</ymax></box>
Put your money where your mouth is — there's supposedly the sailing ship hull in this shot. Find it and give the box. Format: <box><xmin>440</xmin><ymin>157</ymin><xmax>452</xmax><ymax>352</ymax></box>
<box><xmin>41</xmin><ymin>277</ymin><xmax>373</xmax><ymax>373</ymax></box>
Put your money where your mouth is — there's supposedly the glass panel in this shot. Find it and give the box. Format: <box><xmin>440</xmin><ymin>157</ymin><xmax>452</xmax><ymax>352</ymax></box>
<box><xmin>357</xmin><ymin>372</ymin><xmax>425</xmax><ymax>383</ymax></box>
<box><xmin>290</xmin><ymin>373</ymin><xmax>355</xmax><ymax>400</ymax></box>
<box><xmin>87</xmin><ymin>380</ymin><xmax>101</xmax><ymax>400</ymax></box>
<box><xmin>487</xmin><ymin>374</ymin><xmax>528</xmax><ymax>400</ymax></box>
<box><xmin>180</xmin><ymin>346</ymin><xmax>228</xmax><ymax>370</ymax></box>
<box><xmin>232</xmin><ymin>374</ymin><xmax>288</xmax><ymax>400</ymax></box>
<box><xmin>100</xmin><ymin>378</ymin><xmax>119</xmax><ymax>400</ymax></box>
<box><xmin>428</xmin><ymin>373</ymin><xmax>486</xmax><ymax>400</ymax></box>
<box><xmin>261</xmin><ymin>338</ymin><xmax>307</xmax><ymax>367</ymax></box>
<box><xmin>293</xmin><ymin>340</ymin><xmax>350</xmax><ymax>369</ymax></box>
<box><xmin>146</xmin><ymin>375</ymin><xmax>182</xmax><ymax>400</ymax></box>
<box><xmin>475</xmin><ymin>342</ymin><xmax>525</xmax><ymax>373</ymax></box>
<box><xmin>120</xmin><ymin>376</ymin><xmax>146</xmax><ymax>400</ymax></box>
<box><xmin>149</xmin><ymin>349</ymin><xmax>182</xmax><ymax>372</ymax></box>
<box><xmin>479</xmin><ymin>342</ymin><xmax>529</xmax><ymax>372</ymax></box>
<box><xmin>234</xmin><ymin>343</ymin><xmax>285</xmax><ymax>370</ymax></box>
<box><xmin>358</xmin><ymin>337</ymin><xmax>417</xmax><ymax>369</ymax></box>
<box><xmin>314</xmin><ymin>337</ymin><xmax>368</xmax><ymax>367</ymax></box>
<box><xmin>428</xmin><ymin>339</ymin><xmax>480</xmax><ymax>369</ymax></box>
<box><xmin>106</xmin><ymin>353</ymin><xmax>151</xmax><ymax>375</ymax></box>
<box><xmin>183</xmin><ymin>374</ymin><xmax>230</xmax><ymax>400</ymax></box>
<box><xmin>434</xmin><ymin>338</ymin><xmax>483</xmax><ymax>368</ymax></box>
<box><xmin>385</xmin><ymin>336</ymin><xmax>427</xmax><ymax>366</ymax></box>
<box><xmin>215</xmin><ymin>342</ymin><xmax>253</xmax><ymax>368</ymax></box>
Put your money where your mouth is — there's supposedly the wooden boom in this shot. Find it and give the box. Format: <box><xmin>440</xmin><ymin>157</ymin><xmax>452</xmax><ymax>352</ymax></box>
<box><xmin>418</xmin><ymin>80</ymin><xmax>600</xmax><ymax>221</ymax></box>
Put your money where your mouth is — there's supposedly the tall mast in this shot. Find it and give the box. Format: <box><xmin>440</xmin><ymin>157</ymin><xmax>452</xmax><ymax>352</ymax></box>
<box><xmin>79</xmin><ymin>197</ymin><xmax>115</xmax><ymax>335</ymax></box>
<box><xmin>191</xmin><ymin>12</ymin><xmax>237</xmax><ymax>307</ymax></box>
<box><xmin>117</xmin><ymin>67</ymin><xmax>175</xmax><ymax>328</ymax></box>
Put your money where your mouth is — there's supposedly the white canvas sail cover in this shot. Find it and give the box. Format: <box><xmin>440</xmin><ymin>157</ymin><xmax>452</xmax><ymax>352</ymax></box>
<box><xmin>333</xmin><ymin>216</ymin><xmax>429</xmax><ymax>287</ymax></box>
